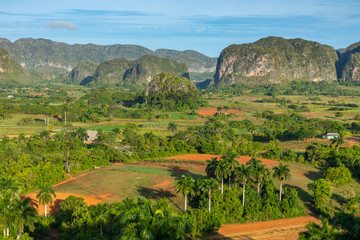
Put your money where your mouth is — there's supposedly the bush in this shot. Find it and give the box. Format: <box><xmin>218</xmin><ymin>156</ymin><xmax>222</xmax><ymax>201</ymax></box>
<box><xmin>308</xmin><ymin>178</ymin><xmax>332</xmax><ymax>215</ymax></box>
<box><xmin>335</xmin><ymin>111</ymin><xmax>345</xmax><ymax>117</ymax></box>
<box><xmin>323</xmin><ymin>166</ymin><xmax>353</xmax><ymax>185</ymax></box>
<box><xmin>344</xmin><ymin>194</ymin><xmax>360</xmax><ymax>214</ymax></box>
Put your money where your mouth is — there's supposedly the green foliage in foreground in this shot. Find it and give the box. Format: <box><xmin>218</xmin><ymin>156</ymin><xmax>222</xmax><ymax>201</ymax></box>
<box><xmin>0</xmin><ymin>176</ymin><xmax>38</xmax><ymax>239</ymax></box>
<box><xmin>299</xmin><ymin>212</ymin><xmax>360</xmax><ymax>240</ymax></box>
<box><xmin>57</xmin><ymin>196</ymin><xmax>193</xmax><ymax>240</ymax></box>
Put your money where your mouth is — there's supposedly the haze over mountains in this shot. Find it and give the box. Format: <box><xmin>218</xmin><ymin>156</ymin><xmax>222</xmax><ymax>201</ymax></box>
<box><xmin>0</xmin><ymin>37</ymin><xmax>360</xmax><ymax>88</ymax></box>
<box><xmin>0</xmin><ymin>38</ymin><xmax>217</xmax><ymax>74</ymax></box>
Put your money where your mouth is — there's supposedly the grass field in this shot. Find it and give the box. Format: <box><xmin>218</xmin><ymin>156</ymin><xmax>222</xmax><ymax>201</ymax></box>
<box><xmin>54</xmin><ymin>162</ymin><xmax>206</xmax><ymax>210</ymax></box>
<box><xmin>52</xmin><ymin>157</ymin><xmax>360</xmax><ymax>214</ymax></box>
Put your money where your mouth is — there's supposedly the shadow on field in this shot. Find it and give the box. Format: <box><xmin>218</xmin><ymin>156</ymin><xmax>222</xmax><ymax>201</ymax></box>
<box><xmin>332</xmin><ymin>192</ymin><xmax>346</xmax><ymax>206</ymax></box>
<box><xmin>50</xmin><ymin>199</ymin><xmax>64</xmax><ymax>216</ymax></box>
<box><xmin>303</xmin><ymin>169</ymin><xmax>323</xmax><ymax>181</ymax></box>
<box><xmin>136</xmin><ymin>186</ymin><xmax>181</xmax><ymax>210</ymax></box>
<box><xmin>167</xmin><ymin>166</ymin><xmax>204</xmax><ymax>181</ymax></box>
<box><xmin>284</xmin><ymin>184</ymin><xmax>316</xmax><ymax>213</ymax></box>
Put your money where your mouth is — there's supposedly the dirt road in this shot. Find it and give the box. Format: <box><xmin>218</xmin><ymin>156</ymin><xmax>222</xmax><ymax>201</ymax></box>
<box><xmin>209</xmin><ymin>216</ymin><xmax>319</xmax><ymax>240</ymax></box>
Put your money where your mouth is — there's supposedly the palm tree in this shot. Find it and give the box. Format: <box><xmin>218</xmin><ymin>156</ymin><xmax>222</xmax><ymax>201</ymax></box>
<box><xmin>198</xmin><ymin>178</ymin><xmax>219</xmax><ymax>212</ymax></box>
<box><xmin>330</xmin><ymin>136</ymin><xmax>345</xmax><ymax>151</ymax></box>
<box><xmin>36</xmin><ymin>184</ymin><xmax>56</xmax><ymax>217</ymax></box>
<box><xmin>76</xmin><ymin>127</ymin><xmax>88</xmax><ymax>144</ymax></box>
<box><xmin>118</xmin><ymin>197</ymin><xmax>191</xmax><ymax>240</ymax></box>
<box><xmin>92</xmin><ymin>203</ymin><xmax>109</xmax><ymax>237</ymax></box>
<box><xmin>13</xmin><ymin>197</ymin><xmax>38</xmax><ymax>239</ymax></box>
<box><xmin>0</xmin><ymin>176</ymin><xmax>22</xmax><ymax>237</ymax></box>
<box><xmin>273</xmin><ymin>163</ymin><xmax>291</xmax><ymax>202</ymax></box>
<box><xmin>299</xmin><ymin>217</ymin><xmax>339</xmax><ymax>240</ymax></box>
<box><xmin>247</xmin><ymin>157</ymin><xmax>262</xmax><ymax>169</ymax></box>
<box><xmin>223</xmin><ymin>106</ymin><xmax>229</xmax><ymax>115</ymax></box>
<box><xmin>215</xmin><ymin>160</ymin><xmax>231</xmax><ymax>194</ymax></box>
<box><xmin>222</xmin><ymin>151</ymin><xmax>239</xmax><ymax>188</ymax></box>
<box><xmin>175</xmin><ymin>175</ymin><xmax>195</xmax><ymax>212</ymax></box>
<box><xmin>235</xmin><ymin>164</ymin><xmax>252</xmax><ymax>206</ymax></box>
<box><xmin>247</xmin><ymin>158</ymin><xmax>269</xmax><ymax>194</ymax></box>
<box><xmin>247</xmin><ymin>125</ymin><xmax>257</xmax><ymax>135</ymax></box>
<box><xmin>205</xmin><ymin>157</ymin><xmax>219</xmax><ymax>179</ymax></box>
<box><xmin>0</xmin><ymin>176</ymin><xmax>22</xmax><ymax>198</ymax></box>
<box><xmin>167</xmin><ymin>122</ymin><xmax>178</xmax><ymax>136</ymax></box>
<box><xmin>0</xmin><ymin>193</ymin><xmax>11</xmax><ymax>237</ymax></box>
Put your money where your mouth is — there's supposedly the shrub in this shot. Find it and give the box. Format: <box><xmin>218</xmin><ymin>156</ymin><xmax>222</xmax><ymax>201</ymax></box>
<box><xmin>308</xmin><ymin>179</ymin><xmax>332</xmax><ymax>215</ymax></box>
<box><xmin>323</xmin><ymin>166</ymin><xmax>353</xmax><ymax>185</ymax></box>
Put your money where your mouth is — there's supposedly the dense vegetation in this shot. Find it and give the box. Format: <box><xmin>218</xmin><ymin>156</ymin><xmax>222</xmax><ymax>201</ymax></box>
<box><xmin>1</xmin><ymin>37</ymin><xmax>360</xmax><ymax>239</ymax></box>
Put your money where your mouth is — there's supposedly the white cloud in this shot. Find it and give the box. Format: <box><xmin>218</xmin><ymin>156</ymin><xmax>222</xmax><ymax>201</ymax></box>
<box><xmin>45</xmin><ymin>21</ymin><xmax>77</xmax><ymax>30</ymax></box>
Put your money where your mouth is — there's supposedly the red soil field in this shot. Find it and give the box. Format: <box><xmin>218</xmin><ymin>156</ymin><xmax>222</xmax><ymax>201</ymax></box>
<box><xmin>197</xmin><ymin>107</ymin><xmax>242</xmax><ymax>116</ymax></box>
<box><xmin>213</xmin><ymin>216</ymin><xmax>319</xmax><ymax>239</ymax></box>
<box><xmin>165</xmin><ymin>154</ymin><xmax>279</xmax><ymax>167</ymax></box>
<box><xmin>23</xmin><ymin>192</ymin><xmax>102</xmax><ymax>216</ymax></box>
<box><xmin>24</xmin><ymin>168</ymin><xmax>105</xmax><ymax>215</ymax></box>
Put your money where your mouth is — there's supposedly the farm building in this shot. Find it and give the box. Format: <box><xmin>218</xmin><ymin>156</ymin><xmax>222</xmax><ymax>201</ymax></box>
<box><xmin>323</xmin><ymin>132</ymin><xmax>339</xmax><ymax>139</ymax></box>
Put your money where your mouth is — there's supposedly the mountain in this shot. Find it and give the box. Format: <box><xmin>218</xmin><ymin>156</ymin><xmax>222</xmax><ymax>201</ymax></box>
<box><xmin>337</xmin><ymin>41</ymin><xmax>360</xmax><ymax>83</ymax></box>
<box><xmin>0</xmin><ymin>38</ymin><xmax>216</xmax><ymax>75</ymax></box>
<box><xmin>66</xmin><ymin>61</ymin><xmax>98</xmax><ymax>84</ymax></box>
<box><xmin>214</xmin><ymin>37</ymin><xmax>338</xmax><ymax>86</ymax></box>
<box><xmin>0</xmin><ymin>48</ymin><xmax>36</xmax><ymax>86</ymax></box>
<box><xmin>154</xmin><ymin>49</ymin><xmax>217</xmax><ymax>72</ymax></box>
<box><xmin>146</xmin><ymin>72</ymin><xmax>203</xmax><ymax>110</ymax></box>
<box><xmin>89</xmin><ymin>55</ymin><xmax>189</xmax><ymax>88</ymax></box>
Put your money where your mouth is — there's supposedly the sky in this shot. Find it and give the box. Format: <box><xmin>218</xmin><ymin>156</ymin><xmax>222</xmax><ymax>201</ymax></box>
<box><xmin>1</xmin><ymin>0</ymin><xmax>360</xmax><ymax>57</ymax></box>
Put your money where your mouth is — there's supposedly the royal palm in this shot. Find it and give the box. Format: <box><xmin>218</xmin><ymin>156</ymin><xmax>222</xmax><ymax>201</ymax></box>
<box><xmin>198</xmin><ymin>178</ymin><xmax>219</xmax><ymax>212</ymax></box>
<box><xmin>235</xmin><ymin>164</ymin><xmax>252</xmax><ymax>206</ymax></box>
<box><xmin>273</xmin><ymin>163</ymin><xmax>291</xmax><ymax>202</ymax></box>
<box><xmin>36</xmin><ymin>184</ymin><xmax>56</xmax><ymax>217</ymax></box>
<box><xmin>215</xmin><ymin>160</ymin><xmax>231</xmax><ymax>194</ymax></box>
<box><xmin>175</xmin><ymin>175</ymin><xmax>195</xmax><ymax>212</ymax></box>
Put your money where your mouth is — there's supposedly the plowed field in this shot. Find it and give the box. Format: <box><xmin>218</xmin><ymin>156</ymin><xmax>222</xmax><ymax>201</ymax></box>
<box><xmin>165</xmin><ymin>154</ymin><xmax>279</xmax><ymax>167</ymax></box>
<box><xmin>197</xmin><ymin>107</ymin><xmax>242</xmax><ymax>116</ymax></box>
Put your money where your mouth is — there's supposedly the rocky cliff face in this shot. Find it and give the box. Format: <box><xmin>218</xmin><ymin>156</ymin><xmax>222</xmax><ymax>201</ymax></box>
<box><xmin>154</xmin><ymin>49</ymin><xmax>217</xmax><ymax>72</ymax></box>
<box><xmin>90</xmin><ymin>55</ymin><xmax>189</xmax><ymax>88</ymax></box>
<box><xmin>67</xmin><ymin>61</ymin><xmax>98</xmax><ymax>84</ymax></box>
<box><xmin>338</xmin><ymin>41</ymin><xmax>360</xmax><ymax>83</ymax></box>
<box><xmin>214</xmin><ymin>37</ymin><xmax>338</xmax><ymax>86</ymax></box>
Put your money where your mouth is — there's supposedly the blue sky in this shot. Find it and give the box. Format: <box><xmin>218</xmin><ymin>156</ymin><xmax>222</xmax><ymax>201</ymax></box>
<box><xmin>1</xmin><ymin>0</ymin><xmax>360</xmax><ymax>57</ymax></box>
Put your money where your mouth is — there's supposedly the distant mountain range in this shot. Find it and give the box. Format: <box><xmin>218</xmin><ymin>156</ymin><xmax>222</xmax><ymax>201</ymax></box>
<box><xmin>0</xmin><ymin>37</ymin><xmax>360</xmax><ymax>88</ymax></box>
<box><xmin>0</xmin><ymin>38</ymin><xmax>216</xmax><ymax>74</ymax></box>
